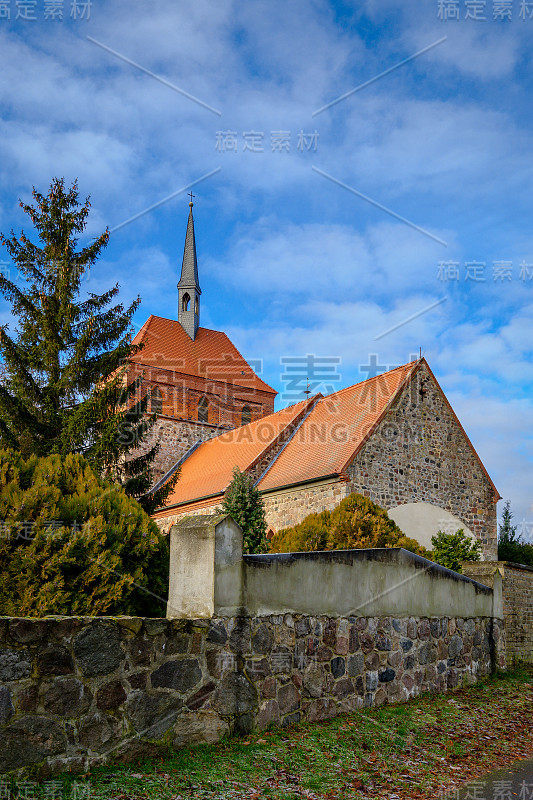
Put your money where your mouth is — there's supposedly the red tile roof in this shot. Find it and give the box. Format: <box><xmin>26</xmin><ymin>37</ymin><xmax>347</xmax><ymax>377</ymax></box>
<box><xmin>257</xmin><ymin>361</ymin><xmax>417</xmax><ymax>491</ymax></box>
<box><xmin>130</xmin><ymin>315</ymin><xmax>276</xmax><ymax>394</ymax></box>
<box><xmin>155</xmin><ymin>397</ymin><xmax>316</xmax><ymax>512</ymax></box>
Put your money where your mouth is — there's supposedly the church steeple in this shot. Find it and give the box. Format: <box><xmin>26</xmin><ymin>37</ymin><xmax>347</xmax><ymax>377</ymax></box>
<box><xmin>177</xmin><ymin>197</ymin><xmax>201</xmax><ymax>340</ymax></box>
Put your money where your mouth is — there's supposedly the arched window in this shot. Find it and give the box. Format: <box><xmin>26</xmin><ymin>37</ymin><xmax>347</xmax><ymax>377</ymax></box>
<box><xmin>194</xmin><ymin>296</ymin><xmax>199</xmax><ymax>315</ymax></box>
<box><xmin>150</xmin><ymin>386</ymin><xmax>163</xmax><ymax>414</ymax></box>
<box><xmin>241</xmin><ymin>405</ymin><xmax>252</xmax><ymax>425</ymax></box>
<box><xmin>182</xmin><ymin>293</ymin><xmax>190</xmax><ymax>312</ymax></box>
<box><xmin>198</xmin><ymin>396</ymin><xmax>209</xmax><ymax>423</ymax></box>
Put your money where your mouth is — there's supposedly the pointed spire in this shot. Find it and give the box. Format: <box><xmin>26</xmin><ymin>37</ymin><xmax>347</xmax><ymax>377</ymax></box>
<box><xmin>177</xmin><ymin>199</ymin><xmax>201</xmax><ymax>340</ymax></box>
<box><xmin>178</xmin><ymin>201</ymin><xmax>201</xmax><ymax>293</ymax></box>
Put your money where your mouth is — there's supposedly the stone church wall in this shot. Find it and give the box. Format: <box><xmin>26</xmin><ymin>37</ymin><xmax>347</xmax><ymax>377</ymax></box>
<box><xmin>0</xmin><ymin>611</ymin><xmax>504</xmax><ymax>777</ymax></box>
<box><xmin>346</xmin><ymin>362</ymin><xmax>498</xmax><ymax>559</ymax></box>
<box><xmin>262</xmin><ymin>479</ymin><xmax>349</xmax><ymax>533</ymax></box>
<box><xmin>129</xmin><ymin>416</ymin><xmax>225</xmax><ymax>482</ymax></box>
<box><xmin>260</xmin><ymin>364</ymin><xmax>497</xmax><ymax>559</ymax></box>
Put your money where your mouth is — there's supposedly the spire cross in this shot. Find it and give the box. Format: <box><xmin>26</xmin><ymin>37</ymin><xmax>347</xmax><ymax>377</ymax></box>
<box><xmin>188</xmin><ymin>191</ymin><xmax>195</xmax><ymax>204</ymax></box>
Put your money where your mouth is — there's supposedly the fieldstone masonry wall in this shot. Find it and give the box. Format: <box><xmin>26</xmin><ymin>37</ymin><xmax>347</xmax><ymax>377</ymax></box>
<box><xmin>347</xmin><ymin>363</ymin><xmax>498</xmax><ymax>558</ymax></box>
<box><xmin>463</xmin><ymin>561</ymin><xmax>533</xmax><ymax>665</ymax></box>
<box><xmin>0</xmin><ymin>612</ymin><xmax>504</xmax><ymax>778</ymax></box>
<box><xmin>130</xmin><ymin>417</ymin><xmax>225</xmax><ymax>481</ymax></box>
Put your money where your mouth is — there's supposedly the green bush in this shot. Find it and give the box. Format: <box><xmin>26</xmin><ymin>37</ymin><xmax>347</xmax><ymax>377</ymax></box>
<box><xmin>430</xmin><ymin>529</ymin><xmax>481</xmax><ymax>573</ymax></box>
<box><xmin>0</xmin><ymin>449</ymin><xmax>169</xmax><ymax>616</ymax></box>
<box><xmin>270</xmin><ymin>492</ymin><xmax>428</xmax><ymax>557</ymax></box>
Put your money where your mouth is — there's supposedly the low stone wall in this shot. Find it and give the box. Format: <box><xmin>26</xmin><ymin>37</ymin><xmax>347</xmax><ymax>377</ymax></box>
<box><xmin>463</xmin><ymin>561</ymin><xmax>533</xmax><ymax>665</ymax></box>
<box><xmin>0</xmin><ymin>612</ymin><xmax>505</xmax><ymax>778</ymax></box>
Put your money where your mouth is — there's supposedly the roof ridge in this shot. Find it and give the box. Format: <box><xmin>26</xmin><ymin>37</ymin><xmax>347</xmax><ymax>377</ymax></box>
<box><xmin>148</xmin><ymin>317</ymin><xmax>230</xmax><ymax>338</ymax></box>
<box><xmin>132</xmin><ymin>314</ymin><xmax>154</xmax><ymax>343</ymax></box>
<box><xmin>322</xmin><ymin>359</ymin><xmax>419</xmax><ymax>399</ymax></box>
<box><xmin>231</xmin><ymin>393</ymin><xmax>322</xmax><ymax>434</ymax></box>
<box><xmin>254</xmin><ymin>395</ymin><xmax>322</xmax><ymax>487</ymax></box>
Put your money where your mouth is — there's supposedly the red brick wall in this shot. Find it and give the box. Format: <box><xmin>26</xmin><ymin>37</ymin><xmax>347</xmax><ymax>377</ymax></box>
<box><xmin>126</xmin><ymin>362</ymin><xmax>275</xmax><ymax>479</ymax></box>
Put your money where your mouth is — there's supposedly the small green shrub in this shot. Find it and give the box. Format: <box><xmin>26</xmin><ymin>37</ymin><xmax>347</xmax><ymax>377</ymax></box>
<box><xmin>430</xmin><ymin>529</ymin><xmax>481</xmax><ymax>573</ymax></box>
<box><xmin>270</xmin><ymin>492</ymin><xmax>428</xmax><ymax>557</ymax></box>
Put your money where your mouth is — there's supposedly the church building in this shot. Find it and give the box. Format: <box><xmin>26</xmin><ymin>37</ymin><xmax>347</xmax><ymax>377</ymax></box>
<box><xmin>133</xmin><ymin>201</ymin><xmax>500</xmax><ymax>560</ymax></box>
<box><xmin>126</xmin><ymin>200</ymin><xmax>277</xmax><ymax>480</ymax></box>
<box><xmin>152</xmin><ymin>359</ymin><xmax>500</xmax><ymax>560</ymax></box>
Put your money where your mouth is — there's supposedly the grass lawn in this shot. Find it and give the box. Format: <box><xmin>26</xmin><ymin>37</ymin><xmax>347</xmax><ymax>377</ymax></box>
<box><xmin>18</xmin><ymin>668</ymin><xmax>533</xmax><ymax>799</ymax></box>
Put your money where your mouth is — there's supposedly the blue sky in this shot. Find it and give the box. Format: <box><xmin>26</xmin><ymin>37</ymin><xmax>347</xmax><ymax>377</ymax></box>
<box><xmin>1</xmin><ymin>0</ymin><xmax>532</xmax><ymax>530</ymax></box>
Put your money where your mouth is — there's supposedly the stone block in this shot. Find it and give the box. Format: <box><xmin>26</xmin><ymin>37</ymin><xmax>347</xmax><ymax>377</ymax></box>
<box><xmin>331</xmin><ymin>657</ymin><xmax>345</xmax><ymax>678</ymax></box>
<box><xmin>37</xmin><ymin>645</ymin><xmax>74</xmax><ymax>676</ymax></box>
<box><xmin>228</xmin><ymin>619</ymin><xmax>251</xmax><ymax>655</ymax></box>
<box><xmin>270</xmin><ymin>646</ymin><xmax>292</xmax><ymax>673</ymax></box>
<box><xmin>96</xmin><ymin>680</ymin><xmax>127</xmax><ymax>711</ymax></box>
<box><xmin>256</xmin><ymin>699</ymin><xmax>280</xmax><ymax>730</ymax></box>
<box><xmin>0</xmin><ymin>686</ymin><xmax>14</xmax><ymax>724</ymax></box>
<box><xmin>151</xmin><ymin>658</ymin><xmax>202</xmax><ymax>693</ymax></box>
<box><xmin>245</xmin><ymin>658</ymin><xmax>271</xmax><ymax>681</ymax></box>
<box><xmin>306</xmin><ymin>697</ymin><xmax>337</xmax><ymax>722</ymax></box>
<box><xmin>333</xmin><ymin>677</ymin><xmax>354</xmax><ymax>699</ymax></box>
<box><xmin>187</xmin><ymin>681</ymin><xmax>216</xmax><ymax>711</ymax></box>
<box><xmin>129</xmin><ymin>672</ymin><xmax>148</xmax><ymax>690</ymax></box>
<box><xmin>251</xmin><ymin>623</ymin><xmax>273</xmax><ymax>653</ymax></box>
<box><xmin>280</xmin><ymin>711</ymin><xmax>300</xmax><ymax>728</ymax></box>
<box><xmin>74</xmin><ymin>622</ymin><xmax>124</xmax><ymax>677</ymax></box>
<box><xmin>0</xmin><ymin>647</ymin><xmax>31</xmax><ymax>681</ymax></box>
<box><xmin>126</xmin><ymin>690</ymin><xmax>184</xmax><ymax>737</ymax></box>
<box><xmin>213</xmin><ymin>672</ymin><xmax>257</xmax><ymax>715</ymax></box>
<box><xmin>15</xmin><ymin>684</ymin><xmax>38</xmax><ymax>713</ymax></box>
<box><xmin>144</xmin><ymin>619</ymin><xmax>169</xmax><ymax>636</ymax></box>
<box><xmin>79</xmin><ymin>711</ymin><xmax>122</xmax><ymax>752</ymax></box>
<box><xmin>359</xmin><ymin>632</ymin><xmax>374</xmax><ymax>653</ymax></box>
<box><xmin>9</xmin><ymin>619</ymin><xmax>48</xmax><ymax>644</ymax></box>
<box><xmin>364</xmin><ymin>652</ymin><xmax>379</xmax><ymax>671</ymax></box>
<box><xmin>261</xmin><ymin>676</ymin><xmax>277</xmax><ymax>699</ymax></box>
<box><xmin>349</xmin><ymin>626</ymin><xmax>359</xmax><ymax>653</ymax></box>
<box><xmin>448</xmin><ymin>635</ymin><xmax>463</xmax><ymax>659</ymax></box>
<box><xmin>278</xmin><ymin>682</ymin><xmax>300</xmax><ymax>716</ymax></box>
<box><xmin>207</xmin><ymin>621</ymin><xmax>228</xmax><ymax>645</ymax></box>
<box><xmin>44</xmin><ymin>677</ymin><xmax>92</xmax><ymax>716</ymax></box>
<box><xmin>347</xmin><ymin>653</ymin><xmax>364</xmax><ymax>677</ymax></box>
<box><xmin>366</xmin><ymin>671</ymin><xmax>378</xmax><ymax>693</ymax></box>
<box><xmin>295</xmin><ymin>617</ymin><xmax>311</xmax><ymax>637</ymax></box>
<box><xmin>376</xmin><ymin>634</ymin><xmax>392</xmax><ymax>651</ymax></box>
<box><xmin>0</xmin><ymin>716</ymin><xmax>66</xmax><ymax>773</ymax></box>
<box><xmin>378</xmin><ymin>668</ymin><xmax>395</xmax><ymax>683</ymax></box>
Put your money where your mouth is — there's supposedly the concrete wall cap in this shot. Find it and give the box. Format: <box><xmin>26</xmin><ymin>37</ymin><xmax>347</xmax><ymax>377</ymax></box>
<box><xmin>170</xmin><ymin>513</ymin><xmax>236</xmax><ymax>532</ymax></box>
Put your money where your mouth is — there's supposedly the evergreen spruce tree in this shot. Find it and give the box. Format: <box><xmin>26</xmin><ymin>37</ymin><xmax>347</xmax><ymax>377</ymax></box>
<box><xmin>499</xmin><ymin>500</ymin><xmax>518</xmax><ymax>545</ymax></box>
<box><xmin>497</xmin><ymin>499</ymin><xmax>533</xmax><ymax>565</ymax></box>
<box><xmin>0</xmin><ymin>178</ymin><xmax>176</xmax><ymax>512</ymax></box>
<box><xmin>221</xmin><ymin>466</ymin><xmax>267</xmax><ymax>554</ymax></box>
